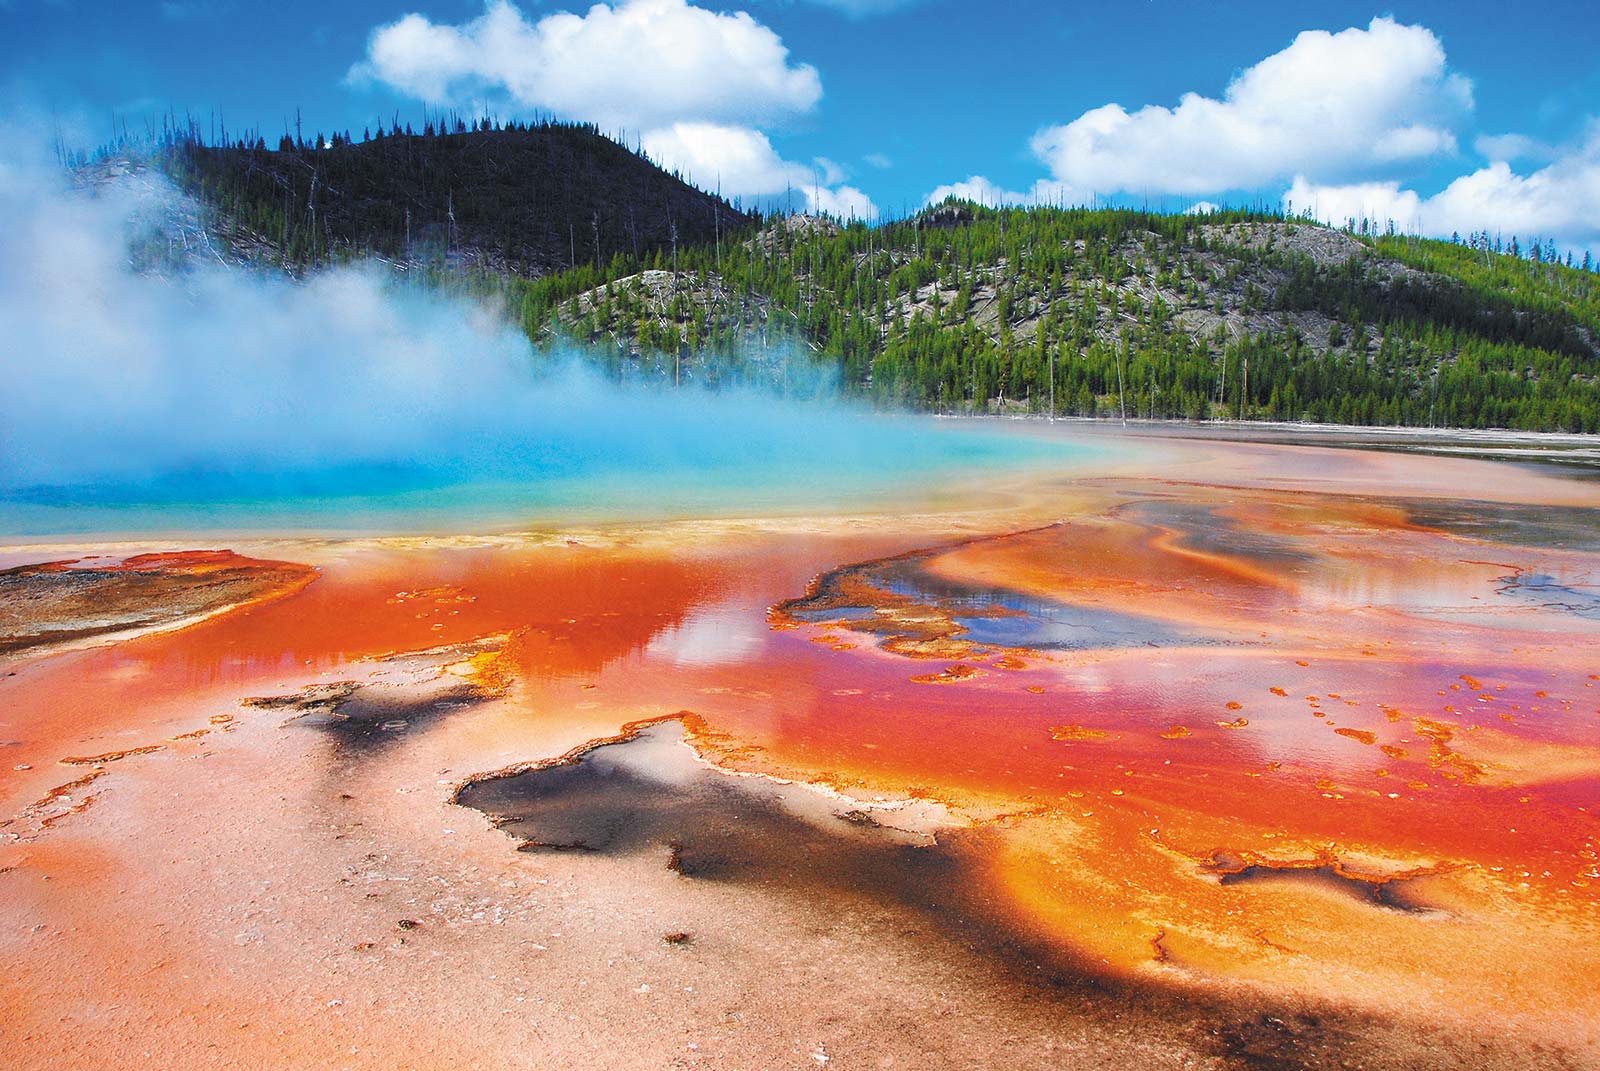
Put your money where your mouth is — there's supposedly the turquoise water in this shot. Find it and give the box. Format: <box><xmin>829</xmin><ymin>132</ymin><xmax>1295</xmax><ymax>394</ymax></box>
<box><xmin>0</xmin><ymin>164</ymin><xmax>1097</xmax><ymax>541</ymax></box>
<box><xmin>0</xmin><ymin>212</ymin><xmax>1092</xmax><ymax>540</ymax></box>
<box><xmin>0</xmin><ymin>411</ymin><xmax>1087</xmax><ymax>537</ymax></box>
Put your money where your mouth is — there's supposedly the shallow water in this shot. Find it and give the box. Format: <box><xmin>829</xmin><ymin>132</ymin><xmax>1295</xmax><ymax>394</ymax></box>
<box><xmin>0</xmin><ymin>410</ymin><xmax>1085</xmax><ymax>536</ymax></box>
<box><xmin>784</xmin><ymin>542</ymin><xmax>1207</xmax><ymax>651</ymax></box>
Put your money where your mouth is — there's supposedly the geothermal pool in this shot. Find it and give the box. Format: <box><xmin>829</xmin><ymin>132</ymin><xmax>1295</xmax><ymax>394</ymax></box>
<box><xmin>2</xmin><ymin>423</ymin><xmax>1599</xmax><ymax>1070</ymax></box>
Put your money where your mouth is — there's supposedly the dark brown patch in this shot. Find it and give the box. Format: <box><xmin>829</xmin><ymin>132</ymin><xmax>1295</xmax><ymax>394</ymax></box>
<box><xmin>0</xmin><ymin>550</ymin><xmax>313</xmax><ymax>655</ymax></box>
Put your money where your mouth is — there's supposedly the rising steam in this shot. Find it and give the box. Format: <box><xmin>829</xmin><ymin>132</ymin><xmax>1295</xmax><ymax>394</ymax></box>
<box><xmin>0</xmin><ymin>132</ymin><xmax>1055</xmax><ymax>531</ymax></box>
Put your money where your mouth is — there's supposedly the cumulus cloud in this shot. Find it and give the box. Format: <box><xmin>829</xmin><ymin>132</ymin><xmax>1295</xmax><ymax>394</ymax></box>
<box><xmin>925</xmin><ymin>175</ymin><xmax>1022</xmax><ymax>206</ymax></box>
<box><xmin>1030</xmin><ymin>17</ymin><xmax>1472</xmax><ymax>197</ymax></box>
<box><xmin>923</xmin><ymin>174</ymin><xmax>1080</xmax><ymax>208</ymax></box>
<box><xmin>644</xmin><ymin>123</ymin><xmax>803</xmax><ymax>193</ymax></box>
<box><xmin>350</xmin><ymin>0</ymin><xmax>822</xmax><ymax>131</ymax></box>
<box><xmin>807</xmin><ymin>183</ymin><xmax>875</xmax><ymax>219</ymax></box>
<box><xmin>643</xmin><ymin>122</ymin><xmax>877</xmax><ymax>217</ymax></box>
<box><xmin>1474</xmin><ymin>132</ymin><xmax>1556</xmax><ymax>164</ymax></box>
<box><xmin>811</xmin><ymin>156</ymin><xmax>847</xmax><ymax>186</ymax></box>
<box><xmin>1284</xmin><ymin>177</ymin><xmax>1424</xmax><ymax>231</ymax></box>
<box><xmin>1287</xmin><ymin>125</ymin><xmax>1600</xmax><ymax>254</ymax></box>
<box><xmin>350</xmin><ymin>1</ymin><xmax>881</xmax><ymax>218</ymax></box>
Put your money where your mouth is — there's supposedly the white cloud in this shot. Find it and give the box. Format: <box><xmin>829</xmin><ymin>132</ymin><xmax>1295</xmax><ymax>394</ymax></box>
<box><xmin>1183</xmin><ymin>201</ymin><xmax>1221</xmax><ymax>215</ymax></box>
<box><xmin>1474</xmin><ymin>132</ymin><xmax>1555</xmax><ymax>164</ymax></box>
<box><xmin>645</xmin><ymin>122</ymin><xmax>803</xmax><ymax>193</ymax></box>
<box><xmin>864</xmin><ymin>152</ymin><xmax>892</xmax><ymax>169</ymax></box>
<box><xmin>808</xmin><ymin>183</ymin><xmax>875</xmax><ymax>219</ymax></box>
<box><xmin>926</xmin><ymin>175</ymin><xmax>1021</xmax><ymax>206</ymax></box>
<box><xmin>1285</xmin><ymin>176</ymin><xmax>1424</xmax><ymax>231</ymax></box>
<box><xmin>1030</xmin><ymin>17</ymin><xmax>1472</xmax><ymax>196</ymax></box>
<box><xmin>1288</xmin><ymin>126</ymin><xmax>1600</xmax><ymax>253</ymax></box>
<box><xmin>923</xmin><ymin>174</ymin><xmax>1081</xmax><ymax>208</ymax></box>
<box><xmin>351</xmin><ymin>1</ymin><xmax>880</xmax><ymax>217</ymax></box>
<box><xmin>812</xmin><ymin>156</ymin><xmax>848</xmax><ymax>186</ymax></box>
<box><xmin>350</xmin><ymin>0</ymin><xmax>822</xmax><ymax>131</ymax></box>
<box><xmin>642</xmin><ymin>122</ymin><xmax>877</xmax><ymax>218</ymax></box>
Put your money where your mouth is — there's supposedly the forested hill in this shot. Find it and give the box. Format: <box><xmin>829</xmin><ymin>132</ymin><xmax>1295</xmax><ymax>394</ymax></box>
<box><xmin>514</xmin><ymin>206</ymin><xmax>1600</xmax><ymax>433</ymax></box>
<box><xmin>103</xmin><ymin>118</ymin><xmax>1600</xmax><ymax>433</ymax></box>
<box><xmin>152</xmin><ymin>120</ymin><xmax>750</xmax><ymax>277</ymax></box>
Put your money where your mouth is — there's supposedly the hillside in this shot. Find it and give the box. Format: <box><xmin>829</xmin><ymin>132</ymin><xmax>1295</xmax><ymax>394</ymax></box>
<box><xmin>110</xmin><ymin>120</ymin><xmax>1600</xmax><ymax>433</ymax></box>
<box><xmin>152</xmin><ymin>120</ymin><xmax>751</xmax><ymax>276</ymax></box>
<box><xmin>516</xmin><ymin>205</ymin><xmax>1600</xmax><ymax>432</ymax></box>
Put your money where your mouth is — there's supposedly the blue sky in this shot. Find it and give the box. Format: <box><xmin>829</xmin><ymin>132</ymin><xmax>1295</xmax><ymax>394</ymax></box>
<box><xmin>4</xmin><ymin>0</ymin><xmax>1599</xmax><ymax>251</ymax></box>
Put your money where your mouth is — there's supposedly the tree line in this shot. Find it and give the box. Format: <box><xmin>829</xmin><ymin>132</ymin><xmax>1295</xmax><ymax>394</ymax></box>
<box><xmin>81</xmin><ymin>119</ymin><xmax>1600</xmax><ymax>433</ymax></box>
<box><xmin>517</xmin><ymin>202</ymin><xmax>1600</xmax><ymax>433</ymax></box>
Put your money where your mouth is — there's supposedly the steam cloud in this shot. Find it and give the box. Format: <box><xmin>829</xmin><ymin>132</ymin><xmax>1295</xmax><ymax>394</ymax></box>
<box><xmin>0</xmin><ymin>133</ymin><xmax>1040</xmax><ymax>528</ymax></box>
